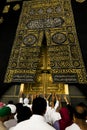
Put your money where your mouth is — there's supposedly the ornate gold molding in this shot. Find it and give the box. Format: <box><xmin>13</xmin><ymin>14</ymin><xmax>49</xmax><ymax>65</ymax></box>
<box><xmin>0</xmin><ymin>17</ymin><xmax>4</xmax><ymax>24</ymax></box>
<box><xmin>3</xmin><ymin>5</ymin><xmax>10</xmax><ymax>13</ymax></box>
<box><xmin>76</xmin><ymin>0</ymin><xmax>86</xmax><ymax>3</ymax></box>
<box><xmin>13</xmin><ymin>4</ymin><xmax>20</xmax><ymax>11</ymax></box>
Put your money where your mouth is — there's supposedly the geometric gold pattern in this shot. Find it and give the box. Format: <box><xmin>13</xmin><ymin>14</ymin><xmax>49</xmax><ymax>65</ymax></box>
<box><xmin>4</xmin><ymin>0</ymin><xmax>87</xmax><ymax>83</ymax></box>
<box><xmin>6</xmin><ymin>0</ymin><xmax>21</xmax><ymax>2</ymax></box>
<box><xmin>13</xmin><ymin>4</ymin><xmax>20</xmax><ymax>11</ymax></box>
<box><xmin>3</xmin><ymin>5</ymin><xmax>10</xmax><ymax>13</ymax></box>
<box><xmin>76</xmin><ymin>0</ymin><xmax>86</xmax><ymax>3</ymax></box>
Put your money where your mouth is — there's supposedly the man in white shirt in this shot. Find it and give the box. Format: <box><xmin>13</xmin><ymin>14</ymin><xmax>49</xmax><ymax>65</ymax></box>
<box><xmin>65</xmin><ymin>123</ymin><xmax>81</xmax><ymax>130</ymax></box>
<box><xmin>44</xmin><ymin>103</ymin><xmax>61</xmax><ymax>125</ymax></box>
<box><xmin>11</xmin><ymin>97</ymin><xmax>56</xmax><ymax>130</ymax></box>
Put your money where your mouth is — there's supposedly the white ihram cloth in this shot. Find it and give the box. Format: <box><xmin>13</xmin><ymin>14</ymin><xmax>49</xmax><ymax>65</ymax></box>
<box><xmin>44</xmin><ymin>106</ymin><xmax>61</xmax><ymax>125</ymax></box>
<box><xmin>65</xmin><ymin>123</ymin><xmax>81</xmax><ymax>130</ymax></box>
<box><xmin>11</xmin><ymin>115</ymin><xmax>56</xmax><ymax>130</ymax></box>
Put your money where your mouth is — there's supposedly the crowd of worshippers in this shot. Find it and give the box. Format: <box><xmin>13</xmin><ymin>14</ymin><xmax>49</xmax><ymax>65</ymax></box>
<box><xmin>0</xmin><ymin>94</ymin><xmax>87</xmax><ymax>130</ymax></box>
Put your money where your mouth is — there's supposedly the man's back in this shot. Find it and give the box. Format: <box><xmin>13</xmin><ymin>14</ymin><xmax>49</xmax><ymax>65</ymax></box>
<box><xmin>12</xmin><ymin>115</ymin><xmax>55</xmax><ymax>130</ymax></box>
<box><xmin>12</xmin><ymin>97</ymin><xmax>56</xmax><ymax>130</ymax></box>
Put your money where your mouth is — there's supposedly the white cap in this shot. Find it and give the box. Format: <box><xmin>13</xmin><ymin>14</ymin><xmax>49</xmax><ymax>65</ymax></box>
<box><xmin>7</xmin><ymin>104</ymin><xmax>16</xmax><ymax>114</ymax></box>
<box><xmin>23</xmin><ymin>98</ymin><xmax>29</xmax><ymax>104</ymax></box>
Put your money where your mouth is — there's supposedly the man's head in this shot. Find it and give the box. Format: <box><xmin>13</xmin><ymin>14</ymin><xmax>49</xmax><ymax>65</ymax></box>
<box><xmin>0</xmin><ymin>106</ymin><xmax>11</xmax><ymax>122</ymax></box>
<box><xmin>75</xmin><ymin>102</ymin><xmax>87</xmax><ymax>120</ymax></box>
<box><xmin>7</xmin><ymin>104</ymin><xmax>16</xmax><ymax>114</ymax></box>
<box><xmin>32</xmin><ymin>96</ymin><xmax>47</xmax><ymax>116</ymax></box>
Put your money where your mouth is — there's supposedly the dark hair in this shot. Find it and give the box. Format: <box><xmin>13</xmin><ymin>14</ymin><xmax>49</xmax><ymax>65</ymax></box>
<box><xmin>75</xmin><ymin>102</ymin><xmax>87</xmax><ymax>119</ymax></box>
<box><xmin>8</xmin><ymin>100</ymin><xmax>14</xmax><ymax>104</ymax></box>
<box><xmin>32</xmin><ymin>96</ymin><xmax>47</xmax><ymax>115</ymax></box>
<box><xmin>15</xmin><ymin>103</ymin><xmax>23</xmax><ymax>114</ymax></box>
<box><xmin>17</xmin><ymin>106</ymin><xmax>32</xmax><ymax>123</ymax></box>
<box><xmin>77</xmin><ymin>102</ymin><xmax>87</xmax><ymax>108</ymax></box>
<box><xmin>74</xmin><ymin>108</ymin><xmax>86</xmax><ymax>120</ymax></box>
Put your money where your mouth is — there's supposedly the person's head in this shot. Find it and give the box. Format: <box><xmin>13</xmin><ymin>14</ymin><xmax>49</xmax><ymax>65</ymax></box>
<box><xmin>17</xmin><ymin>106</ymin><xmax>32</xmax><ymax>123</ymax></box>
<box><xmin>15</xmin><ymin>103</ymin><xmax>23</xmax><ymax>114</ymax></box>
<box><xmin>75</xmin><ymin>102</ymin><xmax>87</xmax><ymax>120</ymax></box>
<box><xmin>32</xmin><ymin>96</ymin><xmax>47</xmax><ymax>116</ymax></box>
<box><xmin>23</xmin><ymin>98</ymin><xmax>29</xmax><ymax>104</ymax></box>
<box><xmin>73</xmin><ymin>107</ymin><xmax>86</xmax><ymax>121</ymax></box>
<box><xmin>49</xmin><ymin>101</ymin><xmax>54</xmax><ymax>108</ymax></box>
<box><xmin>0</xmin><ymin>106</ymin><xmax>11</xmax><ymax>122</ymax></box>
<box><xmin>7</xmin><ymin>104</ymin><xmax>16</xmax><ymax>114</ymax></box>
<box><xmin>8</xmin><ymin>100</ymin><xmax>14</xmax><ymax>104</ymax></box>
<box><xmin>0</xmin><ymin>102</ymin><xmax>5</xmax><ymax>108</ymax></box>
<box><xmin>76</xmin><ymin>102</ymin><xmax>87</xmax><ymax>111</ymax></box>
